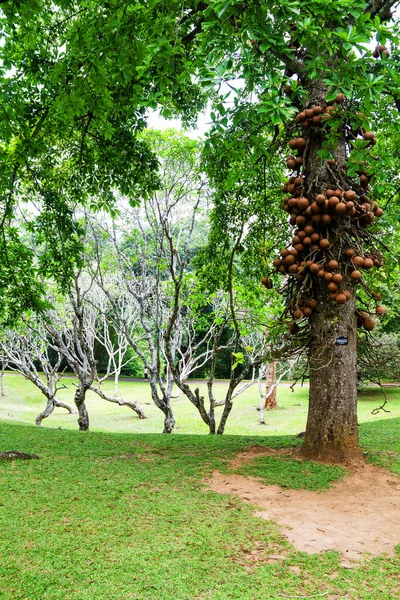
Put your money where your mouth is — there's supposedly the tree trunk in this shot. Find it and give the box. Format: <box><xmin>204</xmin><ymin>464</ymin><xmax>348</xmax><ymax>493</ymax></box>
<box><xmin>0</xmin><ymin>361</ymin><xmax>6</xmax><ymax>396</ymax></box>
<box><xmin>298</xmin><ymin>79</ymin><xmax>364</xmax><ymax>465</ymax></box>
<box><xmin>264</xmin><ymin>361</ymin><xmax>278</xmax><ymax>409</ymax></box>
<box><xmin>300</xmin><ymin>278</ymin><xmax>363</xmax><ymax>464</ymax></box>
<box><xmin>36</xmin><ymin>396</ymin><xmax>56</xmax><ymax>426</ymax></box>
<box><xmin>148</xmin><ymin>372</ymin><xmax>175</xmax><ymax>433</ymax></box>
<box><xmin>162</xmin><ymin>401</ymin><xmax>175</xmax><ymax>433</ymax></box>
<box><xmin>217</xmin><ymin>386</ymin><xmax>235</xmax><ymax>434</ymax></box>
<box><xmin>74</xmin><ymin>383</ymin><xmax>90</xmax><ymax>431</ymax></box>
<box><xmin>36</xmin><ymin>396</ymin><xmax>76</xmax><ymax>425</ymax></box>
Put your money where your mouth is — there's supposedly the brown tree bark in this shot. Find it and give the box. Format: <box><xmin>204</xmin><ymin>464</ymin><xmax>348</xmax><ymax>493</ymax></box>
<box><xmin>300</xmin><ymin>277</ymin><xmax>363</xmax><ymax>464</ymax></box>
<box><xmin>297</xmin><ymin>80</ymin><xmax>364</xmax><ymax>465</ymax></box>
<box><xmin>264</xmin><ymin>361</ymin><xmax>278</xmax><ymax>410</ymax></box>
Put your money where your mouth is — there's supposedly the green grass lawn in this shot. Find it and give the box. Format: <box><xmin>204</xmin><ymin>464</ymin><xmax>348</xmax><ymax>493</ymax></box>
<box><xmin>1</xmin><ymin>373</ymin><xmax>399</xmax><ymax>438</ymax></box>
<box><xmin>0</xmin><ymin>375</ymin><xmax>399</xmax><ymax>599</ymax></box>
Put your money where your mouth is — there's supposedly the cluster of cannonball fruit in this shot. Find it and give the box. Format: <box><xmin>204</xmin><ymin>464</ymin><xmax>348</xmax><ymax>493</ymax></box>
<box><xmin>269</xmin><ymin>95</ymin><xmax>387</xmax><ymax>331</ymax></box>
<box><xmin>372</xmin><ymin>44</ymin><xmax>390</xmax><ymax>59</ymax></box>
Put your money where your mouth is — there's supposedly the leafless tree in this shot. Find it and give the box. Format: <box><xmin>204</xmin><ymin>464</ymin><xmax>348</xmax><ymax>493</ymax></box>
<box><xmin>42</xmin><ymin>272</ymin><xmax>146</xmax><ymax>430</ymax></box>
<box><xmin>0</xmin><ymin>325</ymin><xmax>75</xmax><ymax>425</ymax></box>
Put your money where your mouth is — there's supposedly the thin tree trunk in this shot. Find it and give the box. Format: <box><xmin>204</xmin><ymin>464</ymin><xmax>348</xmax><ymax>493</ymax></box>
<box><xmin>114</xmin><ymin>370</ymin><xmax>119</xmax><ymax>398</ymax></box>
<box><xmin>217</xmin><ymin>386</ymin><xmax>235</xmax><ymax>434</ymax></box>
<box><xmin>148</xmin><ymin>371</ymin><xmax>175</xmax><ymax>433</ymax></box>
<box><xmin>162</xmin><ymin>406</ymin><xmax>175</xmax><ymax>433</ymax></box>
<box><xmin>265</xmin><ymin>361</ymin><xmax>278</xmax><ymax>409</ymax></box>
<box><xmin>36</xmin><ymin>396</ymin><xmax>76</xmax><ymax>425</ymax></box>
<box><xmin>74</xmin><ymin>383</ymin><xmax>90</xmax><ymax>431</ymax></box>
<box><xmin>0</xmin><ymin>361</ymin><xmax>6</xmax><ymax>397</ymax></box>
<box><xmin>36</xmin><ymin>396</ymin><xmax>56</xmax><ymax>426</ymax></box>
<box><xmin>90</xmin><ymin>385</ymin><xmax>147</xmax><ymax>419</ymax></box>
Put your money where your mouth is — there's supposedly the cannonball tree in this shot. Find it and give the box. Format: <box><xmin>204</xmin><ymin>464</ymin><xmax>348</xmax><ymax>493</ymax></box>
<box><xmin>187</xmin><ymin>0</ymin><xmax>400</xmax><ymax>463</ymax></box>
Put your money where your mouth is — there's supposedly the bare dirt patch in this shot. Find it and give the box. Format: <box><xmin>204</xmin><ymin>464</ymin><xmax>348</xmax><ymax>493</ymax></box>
<box><xmin>206</xmin><ymin>448</ymin><xmax>400</xmax><ymax>566</ymax></box>
<box><xmin>0</xmin><ymin>451</ymin><xmax>39</xmax><ymax>460</ymax></box>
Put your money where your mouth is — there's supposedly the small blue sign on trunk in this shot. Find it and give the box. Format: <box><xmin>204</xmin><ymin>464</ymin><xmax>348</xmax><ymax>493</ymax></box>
<box><xmin>336</xmin><ymin>336</ymin><xmax>348</xmax><ymax>345</ymax></box>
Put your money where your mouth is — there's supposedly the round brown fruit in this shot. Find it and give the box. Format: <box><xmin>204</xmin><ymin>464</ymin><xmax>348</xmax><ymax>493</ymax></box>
<box><xmin>326</xmin><ymin>189</ymin><xmax>336</xmax><ymax>198</ymax></box>
<box><xmin>295</xmin><ymin>111</ymin><xmax>306</xmax><ymax>122</ymax></box>
<box><xmin>303</xmin><ymin>307</ymin><xmax>313</xmax><ymax>317</ymax></box>
<box><xmin>293</xmin><ymin>309</ymin><xmax>303</xmax><ymax>320</ymax></box>
<box><xmin>285</xmin><ymin>255</ymin><xmax>296</xmax><ymax>265</ymax></box>
<box><xmin>324</xmin><ymin>272</ymin><xmax>333</xmax><ymax>282</ymax></box>
<box><xmin>309</xmin><ymin>263</ymin><xmax>321</xmax><ymax>274</ymax></box>
<box><xmin>363</xmin><ymin>258</ymin><xmax>374</xmax><ymax>269</ymax></box>
<box><xmin>345</xmin><ymin>248</ymin><xmax>356</xmax><ymax>257</ymax></box>
<box><xmin>319</xmin><ymin>238</ymin><xmax>330</xmax><ymax>249</ymax></box>
<box><xmin>328</xmin><ymin>282</ymin><xmax>339</xmax><ymax>292</ymax></box>
<box><xmin>363</xmin><ymin>131</ymin><xmax>375</xmax><ymax>141</ymax></box>
<box><xmin>286</xmin><ymin>158</ymin><xmax>296</xmax><ymax>170</ymax></box>
<box><xmin>332</xmin><ymin>273</ymin><xmax>343</xmax><ymax>284</ymax></box>
<box><xmin>353</xmin><ymin>256</ymin><xmax>364</xmax><ymax>267</ymax></box>
<box><xmin>376</xmin><ymin>306</ymin><xmax>387</xmax><ymax>315</ymax></box>
<box><xmin>335</xmin><ymin>93</ymin><xmax>345</xmax><ymax>104</ymax></box>
<box><xmin>335</xmin><ymin>202</ymin><xmax>347</xmax><ymax>214</ymax></box>
<box><xmin>315</xmin><ymin>194</ymin><xmax>326</xmax><ymax>205</ymax></box>
<box><xmin>363</xmin><ymin>318</ymin><xmax>375</xmax><ymax>331</ymax></box>
<box><xmin>262</xmin><ymin>277</ymin><xmax>273</xmax><ymax>288</ymax></box>
<box><xmin>345</xmin><ymin>190</ymin><xmax>357</xmax><ymax>201</ymax></box>
<box><xmin>296</xmin><ymin>137</ymin><xmax>307</xmax><ymax>150</ymax></box>
<box><xmin>343</xmin><ymin>290</ymin><xmax>351</xmax><ymax>300</ymax></box>
<box><xmin>328</xmin><ymin>260</ymin><xmax>339</xmax><ymax>270</ymax></box>
<box><xmin>336</xmin><ymin>294</ymin><xmax>347</xmax><ymax>304</ymax></box>
<box><xmin>278</xmin><ymin>265</ymin><xmax>287</xmax><ymax>273</ymax></box>
<box><xmin>317</xmin><ymin>269</ymin><xmax>325</xmax><ymax>278</ymax></box>
<box><xmin>329</xmin><ymin>292</ymin><xmax>338</xmax><ymax>300</ymax></box>
<box><xmin>351</xmin><ymin>270</ymin><xmax>362</xmax><ymax>280</ymax></box>
<box><xmin>328</xmin><ymin>196</ymin><xmax>340</xmax><ymax>209</ymax></box>
<box><xmin>297</xmin><ymin>197</ymin><xmax>309</xmax><ymax>211</ymax></box>
<box><xmin>296</xmin><ymin>215</ymin><xmax>306</xmax><ymax>226</ymax></box>
<box><xmin>374</xmin><ymin>292</ymin><xmax>382</xmax><ymax>300</ymax></box>
<box><xmin>321</xmin><ymin>214</ymin><xmax>332</xmax><ymax>225</ymax></box>
<box><xmin>303</xmin><ymin>236</ymin><xmax>312</xmax><ymax>246</ymax></box>
<box><xmin>288</xmin><ymin>323</ymin><xmax>298</xmax><ymax>334</ymax></box>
